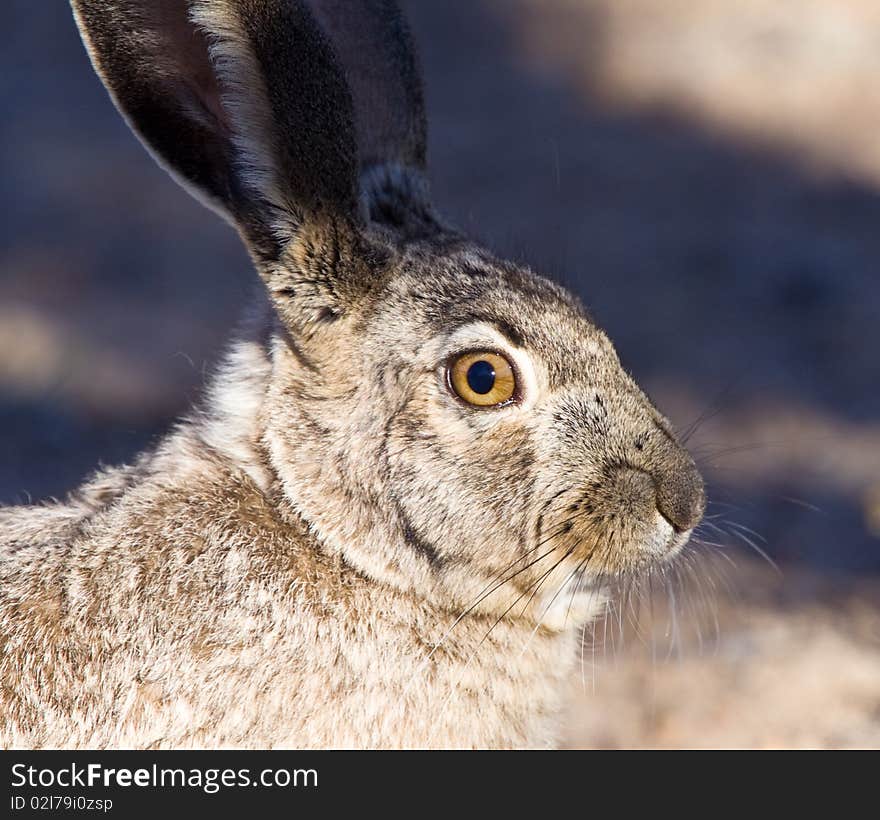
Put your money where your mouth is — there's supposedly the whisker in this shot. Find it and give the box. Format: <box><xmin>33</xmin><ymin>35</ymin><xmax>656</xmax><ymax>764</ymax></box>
<box><xmin>424</xmin><ymin>543</ymin><xmax>583</xmax><ymax>744</ymax></box>
<box><xmin>678</xmin><ymin>378</ymin><xmax>743</xmax><ymax>445</ymax></box>
<box><xmin>715</xmin><ymin>519</ymin><xmax>782</xmax><ymax>575</ymax></box>
<box><xmin>514</xmin><ymin>551</ymin><xmax>593</xmax><ymax>666</ymax></box>
<box><xmin>779</xmin><ymin>495</ymin><xmax>825</xmax><ymax>513</ymax></box>
<box><xmin>723</xmin><ymin>520</ymin><xmax>768</xmax><ymax>544</ymax></box>
<box><xmin>415</xmin><ymin>512</ymin><xmax>586</xmax><ymax>674</ymax></box>
<box><xmin>665</xmin><ymin>574</ymin><xmax>680</xmax><ymax>662</ymax></box>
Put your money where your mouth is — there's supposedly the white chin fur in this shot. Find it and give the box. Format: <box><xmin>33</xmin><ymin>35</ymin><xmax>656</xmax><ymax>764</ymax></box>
<box><xmin>532</xmin><ymin>516</ymin><xmax>693</xmax><ymax>632</ymax></box>
<box><xmin>648</xmin><ymin>511</ymin><xmax>693</xmax><ymax>559</ymax></box>
<box><xmin>533</xmin><ymin>582</ymin><xmax>610</xmax><ymax>633</ymax></box>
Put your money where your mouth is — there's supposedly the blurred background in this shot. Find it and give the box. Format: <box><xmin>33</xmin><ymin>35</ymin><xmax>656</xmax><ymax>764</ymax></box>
<box><xmin>1</xmin><ymin>0</ymin><xmax>878</xmax><ymax>747</ymax></box>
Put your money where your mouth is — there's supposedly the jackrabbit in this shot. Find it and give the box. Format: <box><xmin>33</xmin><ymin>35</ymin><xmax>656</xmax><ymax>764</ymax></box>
<box><xmin>0</xmin><ymin>0</ymin><xmax>705</xmax><ymax>748</ymax></box>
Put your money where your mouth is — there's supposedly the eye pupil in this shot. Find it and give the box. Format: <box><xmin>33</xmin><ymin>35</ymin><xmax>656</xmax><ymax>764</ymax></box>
<box><xmin>466</xmin><ymin>360</ymin><xmax>496</xmax><ymax>394</ymax></box>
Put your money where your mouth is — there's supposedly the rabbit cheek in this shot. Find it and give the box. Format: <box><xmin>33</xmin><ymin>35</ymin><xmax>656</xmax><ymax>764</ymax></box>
<box><xmin>386</xmin><ymin>402</ymin><xmax>536</xmax><ymax>573</ymax></box>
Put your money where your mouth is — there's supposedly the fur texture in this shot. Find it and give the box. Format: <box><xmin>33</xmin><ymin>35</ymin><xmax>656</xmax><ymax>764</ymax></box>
<box><xmin>0</xmin><ymin>0</ymin><xmax>705</xmax><ymax>748</ymax></box>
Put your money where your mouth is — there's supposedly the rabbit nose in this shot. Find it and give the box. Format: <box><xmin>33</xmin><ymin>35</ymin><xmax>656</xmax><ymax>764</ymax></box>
<box><xmin>654</xmin><ymin>460</ymin><xmax>705</xmax><ymax>533</ymax></box>
<box><xmin>637</xmin><ymin>418</ymin><xmax>706</xmax><ymax>533</ymax></box>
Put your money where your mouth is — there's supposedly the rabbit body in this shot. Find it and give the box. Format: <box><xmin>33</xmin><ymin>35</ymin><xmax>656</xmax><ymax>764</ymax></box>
<box><xmin>0</xmin><ymin>325</ymin><xmax>583</xmax><ymax>749</ymax></box>
<box><xmin>0</xmin><ymin>0</ymin><xmax>704</xmax><ymax>749</ymax></box>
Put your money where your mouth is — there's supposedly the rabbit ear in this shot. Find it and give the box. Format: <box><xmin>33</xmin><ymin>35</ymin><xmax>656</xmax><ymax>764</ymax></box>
<box><xmin>71</xmin><ymin>0</ymin><xmax>360</xmax><ymax>259</ymax></box>
<box><xmin>305</xmin><ymin>0</ymin><xmax>434</xmax><ymax>228</ymax></box>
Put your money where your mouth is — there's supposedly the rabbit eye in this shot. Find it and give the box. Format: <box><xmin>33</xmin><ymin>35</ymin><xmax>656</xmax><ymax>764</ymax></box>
<box><xmin>448</xmin><ymin>351</ymin><xmax>517</xmax><ymax>407</ymax></box>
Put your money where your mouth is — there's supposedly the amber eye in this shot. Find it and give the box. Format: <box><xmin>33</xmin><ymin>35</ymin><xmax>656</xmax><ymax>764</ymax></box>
<box><xmin>448</xmin><ymin>351</ymin><xmax>517</xmax><ymax>407</ymax></box>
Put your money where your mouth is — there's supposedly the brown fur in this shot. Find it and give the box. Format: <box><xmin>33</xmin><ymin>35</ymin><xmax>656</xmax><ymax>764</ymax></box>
<box><xmin>0</xmin><ymin>0</ymin><xmax>704</xmax><ymax>748</ymax></box>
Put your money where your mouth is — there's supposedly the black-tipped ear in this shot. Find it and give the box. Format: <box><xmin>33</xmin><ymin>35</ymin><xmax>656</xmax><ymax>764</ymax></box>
<box><xmin>306</xmin><ymin>0</ymin><xmax>425</xmax><ymax>171</ymax></box>
<box><xmin>71</xmin><ymin>0</ymin><xmax>360</xmax><ymax>256</ymax></box>
<box><xmin>305</xmin><ymin>0</ymin><xmax>434</xmax><ymax>228</ymax></box>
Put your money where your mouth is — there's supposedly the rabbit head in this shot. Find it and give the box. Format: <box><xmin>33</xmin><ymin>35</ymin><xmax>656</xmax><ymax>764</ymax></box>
<box><xmin>72</xmin><ymin>0</ymin><xmax>705</xmax><ymax>622</ymax></box>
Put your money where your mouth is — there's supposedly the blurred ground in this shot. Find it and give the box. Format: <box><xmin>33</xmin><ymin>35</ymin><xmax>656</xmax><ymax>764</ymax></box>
<box><xmin>565</xmin><ymin>555</ymin><xmax>880</xmax><ymax>748</ymax></box>
<box><xmin>1</xmin><ymin>1</ymin><xmax>878</xmax><ymax>747</ymax></box>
